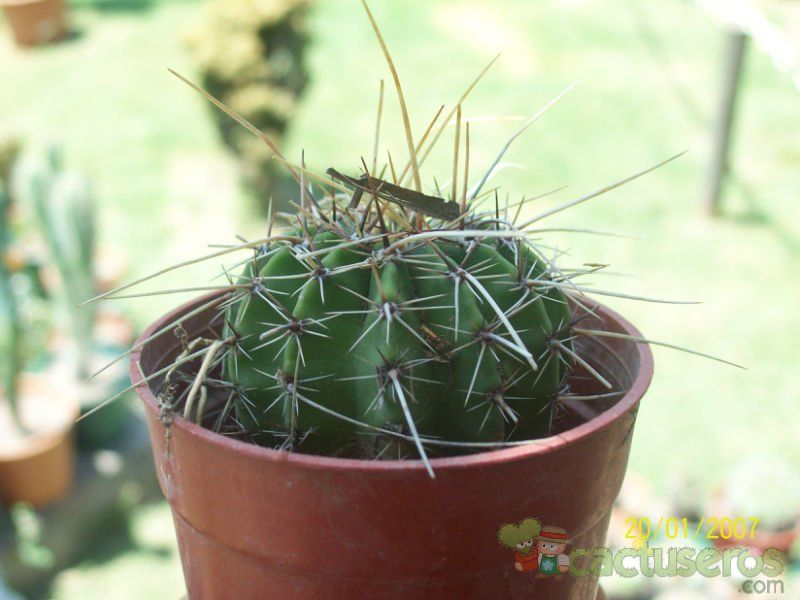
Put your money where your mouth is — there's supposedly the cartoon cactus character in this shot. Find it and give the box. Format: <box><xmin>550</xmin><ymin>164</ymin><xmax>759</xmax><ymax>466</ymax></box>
<box><xmin>498</xmin><ymin>518</ymin><xmax>542</xmax><ymax>553</ymax></box>
<box><xmin>12</xmin><ymin>146</ymin><xmax>97</xmax><ymax>378</ymax></box>
<box><xmin>90</xmin><ymin>3</ymin><xmax>739</xmax><ymax>478</ymax></box>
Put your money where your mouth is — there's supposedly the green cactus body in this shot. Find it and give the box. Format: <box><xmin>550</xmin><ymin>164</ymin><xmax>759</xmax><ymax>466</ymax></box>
<box><xmin>227</xmin><ymin>226</ymin><xmax>572</xmax><ymax>458</ymax></box>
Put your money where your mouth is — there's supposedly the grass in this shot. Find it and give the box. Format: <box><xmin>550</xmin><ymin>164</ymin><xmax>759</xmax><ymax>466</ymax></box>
<box><xmin>0</xmin><ymin>0</ymin><xmax>254</xmax><ymax>321</ymax></box>
<box><xmin>1</xmin><ymin>0</ymin><xmax>799</xmax><ymax>597</ymax></box>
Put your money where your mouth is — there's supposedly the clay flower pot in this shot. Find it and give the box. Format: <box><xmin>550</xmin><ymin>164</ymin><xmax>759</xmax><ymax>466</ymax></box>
<box><xmin>132</xmin><ymin>294</ymin><xmax>653</xmax><ymax>600</ymax></box>
<box><xmin>1</xmin><ymin>0</ymin><xmax>66</xmax><ymax>47</ymax></box>
<box><xmin>0</xmin><ymin>374</ymin><xmax>77</xmax><ymax>507</ymax></box>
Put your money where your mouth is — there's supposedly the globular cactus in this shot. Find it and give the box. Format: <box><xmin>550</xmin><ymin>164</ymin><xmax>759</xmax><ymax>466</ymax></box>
<box><xmin>101</xmin><ymin>7</ymin><xmax>721</xmax><ymax>478</ymax></box>
<box><xmin>150</xmin><ymin>53</ymin><xmax>685</xmax><ymax>477</ymax></box>
<box><xmin>12</xmin><ymin>146</ymin><xmax>97</xmax><ymax>378</ymax></box>
<box><xmin>225</xmin><ymin>202</ymin><xmax>575</xmax><ymax>469</ymax></box>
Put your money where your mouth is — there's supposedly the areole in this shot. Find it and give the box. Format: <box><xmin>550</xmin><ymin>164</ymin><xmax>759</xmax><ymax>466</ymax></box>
<box><xmin>131</xmin><ymin>292</ymin><xmax>653</xmax><ymax>599</ymax></box>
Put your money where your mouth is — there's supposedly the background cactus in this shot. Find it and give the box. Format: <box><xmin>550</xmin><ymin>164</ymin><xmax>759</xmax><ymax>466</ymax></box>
<box><xmin>185</xmin><ymin>0</ymin><xmax>311</xmax><ymax>203</ymax></box>
<box><xmin>12</xmin><ymin>146</ymin><xmax>97</xmax><ymax>379</ymax></box>
<box><xmin>0</xmin><ymin>183</ymin><xmax>21</xmax><ymax>425</ymax></box>
<box><xmin>0</xmin><ymin>138</ymin><xmax>21</xmax><ymax>186</ymax></box>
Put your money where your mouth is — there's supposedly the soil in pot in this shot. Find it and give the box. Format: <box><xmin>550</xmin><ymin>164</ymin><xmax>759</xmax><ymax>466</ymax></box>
<box><xmin>0</xmin><ymin>372</ymin><xmax>77</xmax><ymax>507</ymax></box>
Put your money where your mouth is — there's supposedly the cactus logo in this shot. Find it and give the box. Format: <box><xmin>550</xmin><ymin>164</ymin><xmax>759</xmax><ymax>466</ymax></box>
<box><xmin>497</xmin><ymin>518</ymin><xmax>571</xmax><ymax>579</ymax></box>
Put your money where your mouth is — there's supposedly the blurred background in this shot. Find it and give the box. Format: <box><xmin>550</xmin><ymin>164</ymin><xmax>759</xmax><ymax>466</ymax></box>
<box><xmin>0</xmin><ymin>0</ymin><xmax>798</xmax><ymax>598</ymax></box>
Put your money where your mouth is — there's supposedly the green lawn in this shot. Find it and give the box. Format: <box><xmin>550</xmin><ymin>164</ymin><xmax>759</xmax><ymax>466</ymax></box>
<box><xmin>2</xmin><ymin>0</ymin><xmax>799</xmax><ymax>597</ymax></box>
<box><xmin>0</xmin><ymin>0</ymin><xmax>255</xmax><ymax>321</ymax></box>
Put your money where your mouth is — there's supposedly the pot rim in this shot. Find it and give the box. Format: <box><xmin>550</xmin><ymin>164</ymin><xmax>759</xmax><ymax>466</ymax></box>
<box><xmin>130</xmin><ymin>293</ymin><xmax>653</xmax><ymax>474</ymax></box>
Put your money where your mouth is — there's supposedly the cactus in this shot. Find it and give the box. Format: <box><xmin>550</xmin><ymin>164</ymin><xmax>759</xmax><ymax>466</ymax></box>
<box><xmin>0</xmin><ymin>183</ymin><xmax>21</xmax><ymax>425</ymax></box>
<box><xmin>0</xmin><ymin>137</ymin><xmax>21</xmax><ymax>187</ymax></box>
<box><xmin>12</xmin><ymin>146</ymin><xmax>97</xmax><ymax>379</ymax></box>
<box><xmin>93</xmin><ymin>5</ymin><xmax>740</xmax><ymax>478</ymax></box>
<box><xmin>225</xmin><ymin>201</ymin><xmax>575</xmax><ymax>467</ymax></box>
<box><xmin>185</xmin><ymin>0</ymin><xmax>311</xmax><ymax>200</ymax></box>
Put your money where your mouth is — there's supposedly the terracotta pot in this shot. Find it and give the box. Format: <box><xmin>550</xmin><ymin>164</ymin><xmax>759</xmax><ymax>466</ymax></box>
<box><xmin>132</xmin><ymin>294</ymin><xmax>653</xmax><ymax>599</ymax></box>
<box><xmin>0</xmin><ymin>375</ymin><xmax>77</xmax><ymax>507</ymax></box>
<box><xmin>1</xmin><ymin>0</ymin><xmax>66</xmax><ymax>47</ymax></box>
